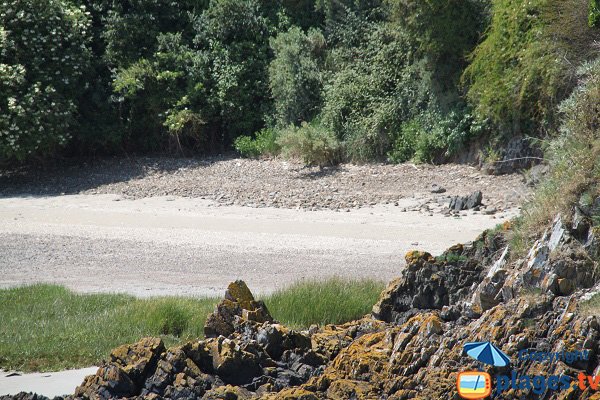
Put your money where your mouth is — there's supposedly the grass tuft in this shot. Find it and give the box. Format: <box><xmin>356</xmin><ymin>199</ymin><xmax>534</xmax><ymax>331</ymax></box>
<box><xmin>265</xmin><ymin>277</ymin><xmax>384</xmax><ymax>328</ymax></box>
<box><xmin>0</xmin><ymin>278</ymin><xmax>384</xmax><ymax>372</ymax></box>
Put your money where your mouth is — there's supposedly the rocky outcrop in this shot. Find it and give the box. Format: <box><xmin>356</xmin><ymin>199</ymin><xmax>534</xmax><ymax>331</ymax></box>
<box><xmin>12</xmin><ymin>206</ymin><xmax>600</xmax><ymax>399</ymax></box>
<box><xmin>204</xmin><ymin>280</ymin><xmax>273</xmax><ymax>338</ymax></box>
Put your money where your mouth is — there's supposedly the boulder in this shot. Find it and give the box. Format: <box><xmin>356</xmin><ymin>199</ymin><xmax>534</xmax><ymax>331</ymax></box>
<box><xmin>109</xmin><ymin>337</ymin><xmax>165</xmax><ymax>386</ymax></box>
<box><xmin>204</xmin><ymin>280</ymin><xmax>273</xmax><ymax>338</ymax></box>
<box><xmin>449</xmin><ymin>191</ymin><xmax>483</xmax><ymax>211</ymax></box>
<box><xmin>74</xmin><ymin>363</ymin><xmax>137</xmax><ymax>399</ymax></box>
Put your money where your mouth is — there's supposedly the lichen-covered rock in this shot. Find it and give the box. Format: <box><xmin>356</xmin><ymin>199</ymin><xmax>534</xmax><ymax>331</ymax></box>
<box><xmin>204</xmin><ymin>280</ymin><xmax>273</xmax><ymax>338</ymax></box>
<box><xmin>110</xmin><ymin>337</ymin><xmax>165</xmax><ymax>386</ymax></box>
<box><xmin>201</xmin><ymin>384</ymin><xmax>253</xmax><ymax>399</ymax></box>
<box><xmin>208</xmin><ymin>336</ymin><xmax>262</xmax><ymax>385</ymax></box>
<box><xmin>74</xmin><ymin>363</ymin><xmax>137</xmax><ymax>399</ymax></box>
<box><xmin>372</xmin><ymin>234</ymin><xmax>503</xmax><ymax>323</ymax></box>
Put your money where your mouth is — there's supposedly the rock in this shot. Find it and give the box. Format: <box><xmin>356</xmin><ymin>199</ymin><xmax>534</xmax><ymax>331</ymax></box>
<box><xmin>209</xmin><ymin>337</ymin><xmax>262</xmax><ymax>385</ymax></box>
<box><xmin>0</xmin><ymin>394</ymin><xmax>55</xmax><ymax>400</ymax></box>
<box><xmin>429</xmin><ymin>184</ymin><xmax>446</xmax><ymax>194</ymax></box>
<box><xmin>372</xmin><ymin>239</ymin><xmax>499</xmax><ymax>323</ymax></box>
<box><xmin>572</xmin><ymin>206</ymin><xmax>590</xmax><ymax>239</ymax></box>
<box><xmin>448</xmin><ymin>191</ymin><xmax>483</xmax><ymax>211</ymax></box>
<box><xmin>204</xmin><ymin>280</ymin><xmax>273</xmax><ymax>338</ymax></box>
<box><xmin>524</xmin><ymin>164</ymin><xmax>550</xmax><ymax>187</ymax></box>
<box><xmin>201</xmin><ymin>385</ymin><xmax>252</xmax><ymax>400</ymax></box>
<box><xmin>110</xmin><ymin>337</ymin><xmax>165</xmax><ymax>386</ymax></box>
<box><xmin>472</xmin><ymin>246</ymin><xmax>509</xmax><ymax>312</ymax></box>
<box><xmin>74</xmin><ymin>363</ymin><xmax>137</xmax><ymax>399</ymax></box>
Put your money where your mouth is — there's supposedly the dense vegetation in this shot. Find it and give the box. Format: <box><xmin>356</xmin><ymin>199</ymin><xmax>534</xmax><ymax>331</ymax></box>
<box><xmin>0</xmin><ymin>0</ymin><xmax>598</xmax><ymax>166</ymax></box>
<box><xmin>0</xmin><ymin>278</ymin><xmax>383</xmax><ymax>371</ymax></box>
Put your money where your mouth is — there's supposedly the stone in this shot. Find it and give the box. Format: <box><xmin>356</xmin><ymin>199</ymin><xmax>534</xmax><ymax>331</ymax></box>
<box><xmin>204</xmin><ymin>280</ymin><xmax>273</xmax><ymax>338</ymax></box>
<box><xmin>201</xmin><ymin>385</ymin><xmax>252</xmax><ymax>400</ymax></box>
<box><xmin>448</xmin><ymin>191</ymin><xmax>483</xmax><ymax>211</ymax></box>
<box><xmin>109</xmin><ymin>337</ymin><xmax>165</xmax><ymax>385</ymax></box>
<box><xmin>429</xmin><ymin>184</ymin><xmax>446</xmax><ymax>194</ymax></box>
<box><xmin>209</xmin><ymin>337</ymin><xmax>262</xmax><ymax>385</ymax></box>
<box><xmin>74</xmin><ymin>363</ymin><xmax>137</xmax><ymax>399</ymax></box>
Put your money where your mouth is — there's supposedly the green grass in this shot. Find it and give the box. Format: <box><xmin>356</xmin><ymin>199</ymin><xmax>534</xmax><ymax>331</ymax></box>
<box><xmin>0</xmin><ymin>278</ymin><xmax>384</xmax><ymax>372</ymax></box>
<box><xmin>266</xmin><ymin>277</ymin><xmax>384</xmax><ymax>328</ymax></box>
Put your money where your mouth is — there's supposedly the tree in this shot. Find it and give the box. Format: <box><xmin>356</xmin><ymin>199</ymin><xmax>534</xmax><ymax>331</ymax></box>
<box><xmin>0</xmin><ymin>0</ymin><xmax>92</xmax><ymax>162</ymax></box>
<box><xmin>269</xmin><ymin>27</ymin><xmax>325</xmax><ymax>126</ymax></box>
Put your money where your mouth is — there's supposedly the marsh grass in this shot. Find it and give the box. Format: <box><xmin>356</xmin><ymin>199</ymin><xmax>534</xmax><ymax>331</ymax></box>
<box><xmin>266</xmin><ymin>277</ymin><xmax>384</xmax><ymax>328</ymax></box>
<box><xmin>0</xmin><ymin>278</ymin><xmax>384</xmax><ymax>372</ymax></box>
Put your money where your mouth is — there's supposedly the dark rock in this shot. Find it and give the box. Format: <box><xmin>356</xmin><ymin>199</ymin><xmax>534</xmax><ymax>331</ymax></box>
<box><xmin>143</xmin><ymin>349</ymin><xmax>188</xmax><ymax>396</ymax></box>
<box><xmin>572</xmin><ymin>206</ymin><xmax>591</xmax><ymax>240</ymax></box>
<box><xmin>449</xmin><ymin>191</ymin><xmax>483</xmax><ymax>211</ymax></box>
<box><xmin>209</xmin><ymin>337</ymin><xmax>262</xmax><ymax>385</ymax></box>
<box><xmin>0</xmin><ymin>394</ymin><xmax>57</xmax><ymax>400</ymax></box>
<box><xmin>429</xmin><ymin>184</ymin><xmax>446</xmax><ymax>194</ymax></box>
<box><xmin>74</xmin><ymin>363</ymin><xmax>137</xmax><ymax>399</ymax></box>
<box><xmin>372</xmin><ymin>246</ymin><xmax>485</xmax><ymax>324</ymax></box>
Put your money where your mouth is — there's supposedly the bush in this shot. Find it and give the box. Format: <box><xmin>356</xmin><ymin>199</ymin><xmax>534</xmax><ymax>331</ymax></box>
<box><xmin>0</xmin><ymin>1</ymin><xmax>92</xmax><ymax>162</ymax></box>
<box><xmin>320</xmin><ymin>23</ymin><xmax>431</xmax><ymax>162</ymax></box>
<box><xmin>234</xmin><ymin>128</ymin><xmax>280</xmax><ymax>158</ymax></box>
<box><xmin>277</xmin><ymin>122</ymin><xmax>341</xmax><ymax>166</ymax></box>
<box><xmin>591</xmin><ymin>0</ymin><xmax>600</xmax><ymax>27</ymax></box>
<box><xmin>463</xmin><ymin>0</ymin><xmax>600</xmax><ymax>138</ymax></box>
<box><xmin>510</xmin><ymin>58</ymin><xmax>600</xmax><ymax>255</ymax></box>
<box><xmin>269</xmin><ymin>27</ymin><xmax>325</xmax><ymax>127</ymax></box>
<box><xmin>388</xmin><ymin>108</ymin><xmax>486</xmax><ymax>163</ymax></box>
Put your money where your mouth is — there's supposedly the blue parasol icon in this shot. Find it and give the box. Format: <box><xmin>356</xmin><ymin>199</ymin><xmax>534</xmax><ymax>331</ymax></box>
<box><xmin>463</xmin><ymin>341</ymin><xmax>510</xmax><ymax>367</ymax></box>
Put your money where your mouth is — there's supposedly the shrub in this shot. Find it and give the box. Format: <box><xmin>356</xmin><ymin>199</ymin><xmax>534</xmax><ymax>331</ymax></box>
<box><xmin>510</xmin><ymin>58</ymin><xmax>600</xmax><ymax>255</ymax></box>
<box><xmin>234</xmin><ymin>128</ymin><xmax>280</xmax><ymax>158</ymax></box>
<box><xmin>269</xmin><ymin>27</ymin><xmax>326</xmax><ymax>127</ymax></box>
<box><xmin>113</xmin><ymin>33</ymin><xmax>205</xmax><ymax>152</ymax></box>
<box><xmin>321</xmin><ymin>23</ymin><xmax>431</xmax><ymax>161</ymax></box>
<box><xmin>277</xmin><ymin>122</ymin><xmax>341</xmax><ymax>166</ymax></box>
<box><xmin>193</xmin><ymin>0</ymin><xmax>279</xmax><ymax>142</ymax></box>
<box><xmin>591</xmin><ymin>0</ymin><xmax>600</xmax><ymax>27</ymax></box>
<box><xmin>0</xmin><ymin>1</ymin><xmax>92</xmax><ymax>162</ymax></box>
<box><xmin>388</xmin><ymin>108</ymin><xmax>486</xmax><ymax>163</ymax></box>
<box><xmin>463</xmin><ymin>0</ymin><xmax>600</xmax><ymax>138</ymax></box>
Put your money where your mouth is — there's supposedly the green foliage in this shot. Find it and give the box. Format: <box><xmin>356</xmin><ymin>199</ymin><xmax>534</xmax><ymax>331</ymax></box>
<box><xmin>269</xmin><ymin>27</ymin><xmax>325</xmax><ymax>127</ymax></box>
<box><xmin>101</xmin><ymin>0</ymin><xmax>207</xmax><ymax>68</ymax></box>
<box><xmin>113</xmin><ymin>33</ymin><xmax>206</xmax><ymax>151</ymax></box>
<box><xmin>321</xmin><ymin>24</ymin><xmax>430</xmax><ymax>162</ymax></box>
<box><xmin>194</xmin><ymin>0</ymin><xmax>278</xmax><ymax>141</ymax></box>
<box><xmin>591</xmin><ymin>0</ymin><xmax>600</xmax><ymax>27</ymax></box>
<box><xmin>388</xmin><ymin>108</ymin><xmax>487</xmax><ymax>163</ymax></box>
<box><xmin>464</xmin><ymin>0</ymin><xmax>600</xmax><ymax>138</ymax></box>
<box><xmin>387</xmin><ymin>0</ymin><xmax>487</xmax><ymax>104</ymax></box>
<box><xmin>510</xmin><ymin>58</ymin><xmax>600</xmax><ymax>256</ymax></box>
<box><xmin>234</xmin><ymin>128</ymin><xmax>280</xmax><ymax>158</ymax></box>
<box><xmin>0</xmin><ymin>0</ymin><xmax>92</xmax><ymax>161</ymax></box>
<box><xmin>277</xmin><ymin>122</ymin><xmax>342</xmax><ymax>166</ymax></box>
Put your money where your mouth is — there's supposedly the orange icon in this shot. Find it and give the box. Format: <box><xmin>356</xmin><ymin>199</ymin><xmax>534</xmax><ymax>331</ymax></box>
<box><xmin>457</xmin><ymin>371</ymin><xmax>492</xmax><ymax>399</ymax></box>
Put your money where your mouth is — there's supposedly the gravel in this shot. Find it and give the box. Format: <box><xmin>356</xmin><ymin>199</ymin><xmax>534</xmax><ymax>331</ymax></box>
<box><xmin>0</xmin><ymin>157</ymin><xmax>530</xmax><ymax>212</ymax></box>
